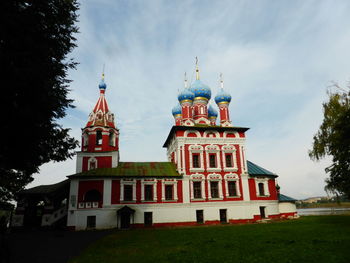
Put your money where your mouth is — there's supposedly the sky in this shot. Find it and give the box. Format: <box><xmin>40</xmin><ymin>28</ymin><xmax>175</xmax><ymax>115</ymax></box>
<box><xmin>29</xmin><ymin>0</ymin><xmax>350</xmax><ymax>199</ymax></box>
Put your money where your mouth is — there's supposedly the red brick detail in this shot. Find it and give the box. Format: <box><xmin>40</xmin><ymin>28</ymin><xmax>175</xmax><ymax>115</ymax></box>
<box><xmin>82</xmin><ymin>156</ymin><xmax>112</xmax><ymax>172</ymax></box>
<box><xmin>136</xmin><ymin>180</ymin><xmax>141</xmax><ymax>202</ymax></box>
<box><xmin>111</xmin><ymin>180</ymin><xmax>120</xmax><ymax>204</ymax></box>
<box><xmin>157</xmin><ymin>180</ymin><xmax>162</xmax><ymax>202</ymax></box>
<box><xmin>177</xmin><ymin>180</ymin><xmax>183</xmax><ymax>203</ymax></box>
<box><xmin>78</xmin><ymin>180</ymin><xmax>104</xmax><ymax>208</ymax></box>
<box><xmin>248</xmin><ymin>179</ymin><xmax>277</xmax><ymax>201</ymax></box>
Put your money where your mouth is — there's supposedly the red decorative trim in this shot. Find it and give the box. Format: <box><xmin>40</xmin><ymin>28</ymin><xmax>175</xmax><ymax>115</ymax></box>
<box><xmin>111</xmin><ymin>180</ymin><xmax>121</xmax><ymax>204</ymax></box>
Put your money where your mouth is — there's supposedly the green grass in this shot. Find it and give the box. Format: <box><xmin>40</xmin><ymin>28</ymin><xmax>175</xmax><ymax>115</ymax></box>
<box><xmin>70</xmin><ymin>215</ymin><xmax>350</xmax><ymax>263</ymax></box>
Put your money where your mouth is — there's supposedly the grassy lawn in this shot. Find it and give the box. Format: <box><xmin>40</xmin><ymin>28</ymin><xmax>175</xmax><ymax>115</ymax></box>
<box><xmin>70</xmin><ymin>215</ymin><xmax>350</xmax><ymax>263</ymax></box>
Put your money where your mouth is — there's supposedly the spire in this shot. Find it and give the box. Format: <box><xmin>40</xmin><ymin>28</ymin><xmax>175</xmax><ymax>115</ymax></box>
<box><xmin>184</xmin><ymin>72</ymin><xmax>188</xmax><ymax>89</ymax></box>
<box><xmin>195</xmin><ymin>56</ymin><xmax>200</xmax><ymax>80</ymax></box>
<box><xmin>220</xmin><ymin>73</ymin><xmax>224</xmax><ymax>89</ymax></box>
<box><xmin>86</xmin><ymin>74</ymin><xmax>115</xmax><ymax>128</ymax></box>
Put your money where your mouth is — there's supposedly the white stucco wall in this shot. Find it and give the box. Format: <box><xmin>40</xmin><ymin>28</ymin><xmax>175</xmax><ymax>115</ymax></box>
<box><xmin>71</xmin><ymin>200</ymin><xmax>281</xmax><ymax>230</ymax></box>
<box><xmin>278</xmin><ymin>202</ymin><xmax>297</xmax><ymax>214</ymax></box>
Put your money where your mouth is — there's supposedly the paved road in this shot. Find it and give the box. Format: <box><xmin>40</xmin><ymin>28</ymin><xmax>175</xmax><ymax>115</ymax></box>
<box><xmin>1</xmin><ymin>229</ymin><xmax>113</xmax><ymax>263</ymax></box>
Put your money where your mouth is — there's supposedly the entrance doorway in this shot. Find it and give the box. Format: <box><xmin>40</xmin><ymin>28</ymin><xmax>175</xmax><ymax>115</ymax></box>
<box><xmin>120</xmin><ymin>213</ymin><xmax>130</xmax><ymax>229</ymax></box>
<box><xmin>117</xmin><ymin>206</ymin><xmax>135</xmax><ymax>229</ymax></box>
<box><xmin>196</xmin><ymin>210</ymin><xmax>204</xmax><ymax>224</ymax></box>
<box><xmin>259</xmin><ymin>206</ymin><xmax>266</xmax><ymax>219</ymax></box>
<box><xmin>219</xmin><ymin>209</ymin><xmax>227</xmax><ymax>223</ymax></box>
<box><xmin>86</xmin><ymin>216</ymin><xmax>96</xmax><ymax>229</ymax></box>
<box><xmin>144</xmin><ymin>212</ymin><xmax>153</xmax><ymax>227</ymax></box>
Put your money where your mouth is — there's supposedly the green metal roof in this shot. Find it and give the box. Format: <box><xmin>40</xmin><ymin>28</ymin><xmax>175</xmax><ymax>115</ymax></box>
<box><xmin>279</xmin><ymin>194</ymin><xmax>297</xmax><ymax>202</ymax></box>
<box><xmin>70</xmin><ymin>162</ymin><xmax>181</xmax><ymax>178</ymax></box>
<box><xmin>247</xmin><ymin>161</ymin><xmax>277</xmax><ymax>177</ymax></box>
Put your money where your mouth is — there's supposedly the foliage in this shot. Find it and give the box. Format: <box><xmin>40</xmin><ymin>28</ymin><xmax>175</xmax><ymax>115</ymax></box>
<box><xmin>0</xmin><ymin>0</ymin><xmax>79</xmax><ymax>202</ymax></box>
<box><xmin>70</xmin><ymin>216</ymin><xmax>350</xmax><ymax>263</ymax></box>
<box><xmin>309</xmin><ymin>85</ymin><xmax>350</xmax><ymax>198</ymax></box>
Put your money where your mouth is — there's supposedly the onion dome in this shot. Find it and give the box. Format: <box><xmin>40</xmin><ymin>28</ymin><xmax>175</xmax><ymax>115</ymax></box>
<box><xmin>99</xmin><ymin>79</ymin><xmax>107</xmax><ymax>90</ymax></box>
<box><xmin>215</xmin><ymin>89</ymin><xmax>231</xmax><ymax>105</ymax></box>
<box><xmin>189</xmin><ymin>80</ymin><xmax>211</xmax><ymax>101</ymax></box>
<box><xmin>208</xmin><ymin>104</ymin><xmax>218</xmax><ymax>118</ymax></box>
<box><xmin>178</xmin><ymin>88</ymin><xmax>195</xmax><ymax>103</ymax></box>
<box><xmin>172</xmin><ymin>104</ymin><xmax>182</xmax><ymax>116</ymax></box>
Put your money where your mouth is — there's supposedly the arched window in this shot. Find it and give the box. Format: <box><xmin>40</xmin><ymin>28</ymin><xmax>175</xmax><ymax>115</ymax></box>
<box><xmin>96</xmin><ymin>130</ymin><xmax>102</xmax><ymax>145</ymax></box>
<box><xmin>258</xmin><ymin>183</ymin><xmax>265</xmax><ymax>196</ymax></box>
<box><xmin>109</xmin><ymin>131</ymin><xmax>115</xmax><ymax>146</ymax></box>
<box><xmin>83</xmin><ymin>132</ymin><xmax>89</xmax><ymax>146</ymax></box>
<box><xmin>89</xmin><ymin>159</ymin><xmax>97</xmax><ymax>170</ymax></box>
<box><xmin>84</xmin><ymin>189</ymin><xmax>102</xmax><ymax>202</ymax></box>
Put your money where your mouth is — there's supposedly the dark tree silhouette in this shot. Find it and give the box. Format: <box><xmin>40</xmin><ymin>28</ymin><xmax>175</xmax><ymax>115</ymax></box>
<box><xmin>0</xmin><ymin>0</ymin><xmax>80</xmax><ymax>202</ymax></box>
<box><xmin>309</xmin><ymin>84</ymin><xmax>350</xmax><ymax>198</ymax></box>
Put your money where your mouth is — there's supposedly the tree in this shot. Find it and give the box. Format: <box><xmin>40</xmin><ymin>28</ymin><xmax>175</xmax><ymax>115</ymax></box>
<box><xmin>0</xmin><ymin>0</ymin><xmax>80</xmax><ymax>202</ymax></box>
<box><xmin>309</xmin><ymin>84</ymin><xmax>350</xmax><ymax>198</ymax></box>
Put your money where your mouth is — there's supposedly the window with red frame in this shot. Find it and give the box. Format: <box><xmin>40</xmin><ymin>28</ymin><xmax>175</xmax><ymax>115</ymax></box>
<box><xmin>192</xmin><ymin>154</ymin><xmax>200</xmax><ymax>168</ymax></box>
<box><xmin>209</xmin><ymin>154</ymin><xmax>216</xmax><ymax>168</ymax></box>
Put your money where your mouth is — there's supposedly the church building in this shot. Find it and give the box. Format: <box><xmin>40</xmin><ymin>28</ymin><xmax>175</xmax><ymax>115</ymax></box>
<box><xmin>12</xmin><ymin>63</ymin><xmax>297</xmax><ymax>230</ymax></box>
<box><xmin>66</xmin><ymin>63</ymin><xmax>297</xmax><ymax>230</ymax></box>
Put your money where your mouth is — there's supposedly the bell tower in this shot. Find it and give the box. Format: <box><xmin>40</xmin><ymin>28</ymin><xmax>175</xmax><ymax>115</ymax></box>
<box><xmin>76</xmin><ymin>74</ymin><xmax>119</xmax><ymax>173</ymax></box>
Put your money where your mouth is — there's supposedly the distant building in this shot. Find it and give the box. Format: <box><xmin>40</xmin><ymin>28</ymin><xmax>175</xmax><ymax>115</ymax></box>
<box><xmin>13</xmin><ymin>64</ymin><xmax>297</xmax><ymax>230</ymax></box>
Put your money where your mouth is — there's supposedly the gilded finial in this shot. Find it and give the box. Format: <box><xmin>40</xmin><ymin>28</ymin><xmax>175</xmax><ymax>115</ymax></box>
<box><xmin>184</xmin><ymin>72</ymin><xmax>188</xmax><ymax>89</ymax></box>
<box><xmin>195</xmin><ymin>56</ymin><xmax>200</xmax><ymax>80</ymax></box>
<box><xmin>102</xmin><ymin>64</ymin><xmax>105</xmax><ymax>80</ymax></box>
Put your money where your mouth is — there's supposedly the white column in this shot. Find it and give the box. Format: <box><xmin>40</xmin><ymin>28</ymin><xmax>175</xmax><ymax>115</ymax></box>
<box><xmin>76</xmin><ymin>153</ymin><xmax>83</xmax><ymax>173</ymax></box>
<box><xmin>241</xmin><ymin>174</ymin><xmax>250</xmax><ymax>201</ymax></box>
<box><xmin>174</xmin><ymin>181</ymin><xmax>178</xmax><ymax>200</ymax></box>
<box><xmin>183</xmin><ymin>177</ymin><xmax>190</xmax><ymax>203</ymax></box>
<box><xmin>181</xmin><ymin>144</ymin><xmax>186</xmax><ymax>174</ymax></box>
<box><xmin>161</xmin><ymin>180</ymin><xmax>165</xmax><ymax>201</ymax></box>
<box><xmin>207</xmin><ymin>180</ymin><xmax>211</xmax><ymax>199</ymax></box>
<box><xmin>132</xmin><ymin>183</ymin><xmax>136</xmax><ymax>201</ymax></box>
<box><xmin>141</xmin><ymin>181</ymin><xmax>145</xmax><ymax>201</ymax></box>
<box><xmin>201</xmin><ymin>180</ymin><xmax>205</xmax><ymax>199</ymax></box>
<box><xmin>219</xmin><ymin>180</ymin><xmax>223</xmax><ymax>199</ymax></box>
<box><xmin>239</xmin><ymin>146</ymin><xmax>244</xmax><ymax>173</ymax></box>
<box><xmin>120</xmin><ymin>183</ymin><xmax>124</xmax><ymax>201</ymax></box>
<box><xmin>176</xmin><ymin>146</ymin><xmax>181</xmax><ymax>171</ymax></box>
<box><xmin>242</xmin><ymin>146</ymin><xmax>247</xmax><ymax>172</ymax></box>
<box><xmin>103</xmin><ymin>179</ymin><xmax>112</xmax><ymax>207</ymax></box>
<box><xmin>111</xmin><ymin>151</ymin><xmax>119</xmax><ymax>168</ymax></box>
<box><xmin>67</xmin><ymin>179</ymin><xmax>79</xmax><ymax>227</ymax></box>
<box><xmin>153</xmin><ymin>182</ymin><xmax>157</xmax><ymax>201</ymax></box>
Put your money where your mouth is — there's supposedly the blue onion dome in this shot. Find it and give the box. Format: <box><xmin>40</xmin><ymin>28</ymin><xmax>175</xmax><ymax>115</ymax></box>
<box><xmin>215</xmin><ymin>89</ymin><xmax>231</xmax><ymax>105</ymax></box>
<box><xmin>208</xmin><ymin>104</ymin><xmax>218</xmax><ymax>118</ymax></box>
<box><xmin>189</xmin><ymin>80</ymin><xmax>211</xmax><ymax>100</ymax></box>
<box><xmin>99</xmin><ymin>79</ymin><xmax>107</xmax><ymax>90</ymax></box>
<box><xmin>178</xmin><ymin>88</ymin><xmax>195</xmax><ymax>103</ymax></box>
<box><xmin>172</xmin><ymin>103</ymin><xmax>182</xmax><ymax>116</ymax></box>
